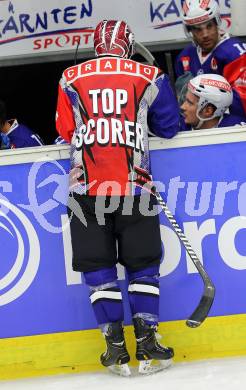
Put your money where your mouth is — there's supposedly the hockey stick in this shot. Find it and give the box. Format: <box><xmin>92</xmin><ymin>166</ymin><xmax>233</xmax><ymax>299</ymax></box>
<box><xmin>74</xmin><ymin>37</ymin><xmax>81</xmax><ymax>65</ymax></box>
<box><xmin>164</xmin><ymin>52</ymin><xmax>177</xmax><ymax>98</ymax></box>
<box><xmin>133</xmin><ymin>169</ymin><xmax>215</xmax><ymax>328</ymax></box>
<box><xmin>135</xmin><ymin>42</ymin><xmax>160</xmax><ymax>67</ymax></box>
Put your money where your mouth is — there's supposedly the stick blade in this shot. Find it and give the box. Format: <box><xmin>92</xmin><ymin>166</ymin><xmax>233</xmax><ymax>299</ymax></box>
<box><xmin>186</xmin><ymin>287</ymin><xmax>215</xmax><ymax>328</ymax></box>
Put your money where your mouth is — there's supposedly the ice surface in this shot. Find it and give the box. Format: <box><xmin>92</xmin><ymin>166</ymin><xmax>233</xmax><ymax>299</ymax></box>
<box><xmin>1</xmin><ymin>356</ymin><xmax>246</xmax><ymax>390</ymax></box>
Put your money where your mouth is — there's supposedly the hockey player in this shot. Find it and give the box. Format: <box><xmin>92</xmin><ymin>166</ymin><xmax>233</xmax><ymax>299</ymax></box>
<box><xmin>0</xmin><ymin>100</ymin><xmax>44</xmax><ymax>148</ymax></box>
<box><xmin>56</xmin><ymin>20</ymin><xmax>180</xmax><ymax>375</ymax></box>
<box><xmin>175</xmin><ymin>0</ymin><xmax>246</xmax><ymax>117</ymax></box>
<box><xmin>181</xmin><ymin>73</ymin><xmax>246</xmax><ymax>130</ymax></box>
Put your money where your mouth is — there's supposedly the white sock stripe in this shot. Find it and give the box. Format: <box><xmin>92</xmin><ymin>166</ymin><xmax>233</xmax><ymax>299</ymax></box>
<box><xmin>128</xmin><ymin>283</ymin><xmax>159</xmax><ymax>296</ymax></box>
<box><xmin>90</xmin><ymin>290</ymin><xmax>122</xmax><ymax>304</ymax></box>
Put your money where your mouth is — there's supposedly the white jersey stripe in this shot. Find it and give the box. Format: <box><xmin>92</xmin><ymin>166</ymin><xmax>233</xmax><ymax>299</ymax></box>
<box><xmin>90</xmin><ymin>290</ymin><xmax>122</xmax><ymax>304</ymax></box>
<box><xmin>128</xmin><ymin>284</ymin><xmax>159</xmax><ymax>296</ymax></box>
<box><xmin>66</xmin><ymin>70</ymin><xmax>155</xmax><ymax>85</ymax></box>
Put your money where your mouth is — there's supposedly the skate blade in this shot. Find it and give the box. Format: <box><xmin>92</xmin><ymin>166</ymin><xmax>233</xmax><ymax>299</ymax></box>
<box><xmin>108</xmin><ymin>363</ymin><xmax>131</xmax><ymax>377</ymax></box>
<box><xmin>139</xmin><ymin>358</ymin><xmax>172</xmax><ymax>375</ymax></box>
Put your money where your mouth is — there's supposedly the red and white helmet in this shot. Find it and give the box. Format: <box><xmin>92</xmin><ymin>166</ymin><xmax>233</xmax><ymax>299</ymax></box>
<box><xmin>188</xmin><ymin>73</ymin><xmax>233</xmax><ymax>120</ymax></box>
<box><xmin>182</xmin><ymin>0</ymin><xmax>221</xmax><ymax>33</ymax></box>
<box><xmin>94</xmin><ymin>20</ymin><xmax>135</xmax><ymax>59</ymax></box>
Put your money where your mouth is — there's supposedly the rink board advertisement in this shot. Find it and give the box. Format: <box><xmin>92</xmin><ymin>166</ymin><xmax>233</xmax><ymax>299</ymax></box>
<box><xmin>0</xmin><ymin>0</ymin><xmax>231</xmax><ymax>58</ymax></box>
<box><xmin>0</xmin><ymin>139</ymin><xmax>246</xmax><ymax>339</ymax></box>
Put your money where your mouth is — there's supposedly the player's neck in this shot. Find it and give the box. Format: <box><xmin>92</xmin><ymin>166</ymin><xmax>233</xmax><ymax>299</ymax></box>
<box><xmin>201</xmin><ymin>49</ymin><xmax>211</xmax><ymax>56</ymax></box>
<box><xmin>199</xmin><ymin>117</ymin><xmax>220</xmax><ymax>130</ymax></box>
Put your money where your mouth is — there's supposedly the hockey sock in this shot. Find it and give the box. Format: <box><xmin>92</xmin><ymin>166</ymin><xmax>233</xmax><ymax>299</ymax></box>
<box><xmin>83</xmin><ymin>266</ymin><xmax>124</xmax><ymax>327</ymax></box>
<box><xmin>127</xmin><ymin>265</ymin><xmax>160</xmax><ymax>326</ymax></box>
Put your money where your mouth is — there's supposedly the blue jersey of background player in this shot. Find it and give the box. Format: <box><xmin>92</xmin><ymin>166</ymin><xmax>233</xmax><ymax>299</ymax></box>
<box><xmin>0</xmin><ymin>100</ymin><xmax>44</xmax><ymax>149</ymax></box>
<box><xmin>175</xmin><ymin>0</ymin><xmax>246</xmax><ymax>117</ymax></box>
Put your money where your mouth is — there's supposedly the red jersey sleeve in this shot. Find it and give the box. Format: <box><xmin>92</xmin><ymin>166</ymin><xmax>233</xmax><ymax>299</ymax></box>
<box><xmin>56</xmin><ymin>82</ymin><xmax>75</xmax><ymax>143</ymax></box>
<box><xmin>223</xmin><ymin>54</ymin><xmax>246</xmax><ymax>113</ymax></box>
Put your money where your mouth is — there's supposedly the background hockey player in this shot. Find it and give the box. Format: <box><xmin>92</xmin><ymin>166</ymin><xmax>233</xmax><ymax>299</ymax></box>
<box><xmin>181</xmin><ymin>73</ymin><xmax>246</xmax><ymax>130</ymax></box>
<box><xmin>56</xmin><ymin>19</ymin><xmax>180</xmax><ymax>375</ymax></box>
<box><xmin>175</xmin><ymin>0</ymin><xmax>246</xmax><ymax>117</ymax></box>
<box><xmin>0</xmin><ymin>100</ymin><xmax>44</xmax><ymax>149</ymax></box>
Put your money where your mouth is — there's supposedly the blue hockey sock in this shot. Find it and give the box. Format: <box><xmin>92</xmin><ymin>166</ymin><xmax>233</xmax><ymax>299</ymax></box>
<box><xmin>83</xmin><ymin>266</ymin><xmax>124</xmax><ymax>328</ymax></box>
<box><xmin>127</xmin><ymin>265</ymin><xmax>160</xmax><ymax>326</ymax></box>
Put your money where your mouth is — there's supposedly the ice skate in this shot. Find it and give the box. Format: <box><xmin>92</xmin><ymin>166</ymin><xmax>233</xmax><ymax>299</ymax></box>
<box><xmin>101</xmin><ymin>322</ymin><xmax>131</xmax><ymax>377</ymax></box>
<box><xmin>133</xmin><ymin>317</ymin><xmax>174</xmax><ymax>375</ymax></box>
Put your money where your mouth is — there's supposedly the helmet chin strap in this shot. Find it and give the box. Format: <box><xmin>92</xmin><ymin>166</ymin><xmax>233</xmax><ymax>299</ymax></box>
<box><xmin>194</xmin><ymin>107</ymin><xmax>217</xmax><ymax>129</ymax></box>
<box><xmin>193</xmin><ymin>119</ymin><xmax>204</xmax><ymax>130</ymax></box>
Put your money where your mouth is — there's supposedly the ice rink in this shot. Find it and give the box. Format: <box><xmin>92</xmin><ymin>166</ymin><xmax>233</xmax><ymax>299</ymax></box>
<box><xmin>1</xmin><ymin>356</ymin><xmax>246</xmax><ymax>390</ymax></box>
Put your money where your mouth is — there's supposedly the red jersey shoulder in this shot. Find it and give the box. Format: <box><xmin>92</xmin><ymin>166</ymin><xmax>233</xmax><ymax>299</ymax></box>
<box><xmin>62</xmin><ymin>59</ymin><xmax>98</xmax><ymax>83</ymax></box>
<box><xmin>63</xmin><ymin>57</ymin><xmax>160</xmax><ymax>84</ymax></box>
<box><xmin>138</xmin><ymin>61</ymin><xmax>160</xmax><ymax>81</ymax></box>
<box><xmin>124</xmin><ymin>58</ymin><xmax>161</xmax><ymax>81</ymax></box>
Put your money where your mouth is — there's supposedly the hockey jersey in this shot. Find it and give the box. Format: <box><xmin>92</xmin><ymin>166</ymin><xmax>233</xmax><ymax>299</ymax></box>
<box><xmin>1</xmin><ymin>119</ymin><xmax>44</xmax><ymax>148</ymax></box>
<box><xmin>218</xmin><ymin>114</ymin><xmax>246</xmax><ymax>128</ymax></box>
<box><xmin>175</xmin><ymin>34</ymin><xmax>246</xmax><ymax>117</ymax></box>
<box><xmin>181</xmin><ymin>113</ymin><xmax>246</xmax><ymax>131</ymax></box>
<box><xmin>56</xmin><ymin>56</ymin><xmax>180</xmax><ymax>196</ymax></box>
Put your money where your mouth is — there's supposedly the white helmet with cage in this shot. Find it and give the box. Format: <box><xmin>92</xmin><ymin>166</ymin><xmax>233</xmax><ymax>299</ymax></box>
<box><xmin>182</xmin><ymin>0</ymin><xmax>221</xmax><ymax>35</ymax></box>
<box><xmin>188</xmin><ymin>73</ymin><xmax>233</xmax><ymax>122</ymax></box>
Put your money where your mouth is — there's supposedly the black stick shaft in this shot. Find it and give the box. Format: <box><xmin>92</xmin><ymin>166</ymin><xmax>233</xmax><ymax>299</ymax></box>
<box><xmin>152</xmin><ymin>187</ymin><xmax>215</xmax><ymax>327</ymax></box>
